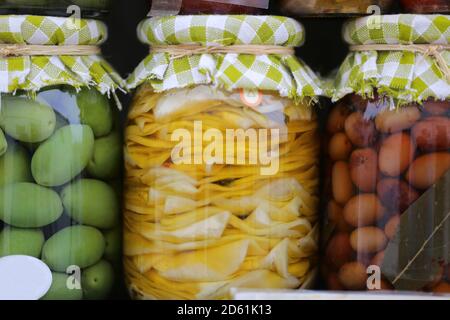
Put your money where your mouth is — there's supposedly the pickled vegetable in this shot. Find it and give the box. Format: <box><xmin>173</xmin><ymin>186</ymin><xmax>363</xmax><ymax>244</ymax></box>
<box><xmin>124</xmin><ymin>86</ymin><xmax>320</xmax><ymax>300</ymax></box>
<box><xmin>323</xmin><ymin>94</ymin><xmax>450</xmax><ymax>292</ymax></box>
<box><xmin>76</xmin><ymin>88</ymin><xmax>113</xmax><ymax>138</ymax></box>
<box><xmin>82</xmin><ymin>260</ymin><xmax>115</xmax><ymax>300</ymax></box>
<box><xmin>61</xmin><ymin>179</ymin><xmax>119</xmax><ymax>229</ymax></box>
<box><xmin>0</xmin><ymin>183</ymin><xmax>63</xmax><ymax>228</ymax></box>
<box><xmin>87</xmin><ymin>132</ymin><xmax>122</xmax><ymax>179</ymax></box>
<box><xmin>31</xmin><ymin>125</ymin><xmax>95</xmax><ymax>187</ymax></box>
<box><xmin>0</xmin><ymin>129</ymin><xmax>7</xmax><ymax>156</ymax></box>
<box><xmin>41</xmin><ymin>272</ymin><xmax>83</xmax><ymax>300</ymax></box>
<box><xmin>0</xmin><ymin>228</ymin><xmax>45</xmax><ymax>258</ymax></box>
<box><xmin>0</xmin><ymin>96</ymin><xmax>56</xmax><ymax>143</ymax></box>
<box><xmin>42</xmin><ymin>225</ymin><xmax>105</xmax><ymax>272</ymax></box>
<box><xmin>0</xmin><ymin>13</ymin><xmax>123</xmax><ymax>300</ymax></box>
<box><xmin>0</xmin><ymin>142</ymin><xmax>32</xmax><ymax>187</ymax></box>
<box><xmin>0</xmin><ymin>87</ymin><xmax>121</xmax><ymax>300</ymax></box>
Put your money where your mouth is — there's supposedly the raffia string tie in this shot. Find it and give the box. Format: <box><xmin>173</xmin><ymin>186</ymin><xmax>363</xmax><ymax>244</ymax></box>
<box><xmin>151</xmin><ymin>44</ymin><xmax>296</xmax><ymax>59</ymax></box>
<box><xmin>350</xmin><ymin>44</ymin><xmax>450</xmax><ymax>83</ymax></box>
<box><xmin>0</xmin><ymin>44</ymin><xmax>101</xmax><ymax>57</ymax></box>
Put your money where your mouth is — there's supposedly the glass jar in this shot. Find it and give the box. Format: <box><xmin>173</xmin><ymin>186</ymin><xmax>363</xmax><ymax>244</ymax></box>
<box><xmin>124</xmin><ymin>15</ymin><xmax>323</xmax><ymax>300</ymax></box>
<box><xmin>279</xmin><ymin>0</ymin><xmax>394</xmax><ymax>16</ymax></box>
<box><xmin>0</xmin><ymin>15</ymin><xmax>124</xmax><ymax>300</ymax></box>
<box><xmin>0</xmin><ymin>0</ymin><xmax>111</xmax><ymax>18</ymax></box>
<box><xmin>323</xmin><ymin>96</ymin><xmax>450</xmax><ymax>292</ymax></box>
<box><xmin>180</xmin><ymin>0</ymin><xmax>268</xmax><ymax>14</ymax></box>
<box><xmin>125</xmin><ymin>87</ymin><xmax>320</xmax><ymax>300</ymax></box>
<box><xmin>323</xmin><ymin>14</ymin><xmax>450</xmax><ymax>293</ymax></box>
<box><xmin>148</xmin><ymin>0</ymin><xmax>268</xmax><ymax>15</ymax></box>
<box><xmin>0</xmin><ymin>87</ymin><xmax>123</xmax><ymax>300</ymax></box>
<box><xmin>401</xmin><ymin>0</ymin><xmax>450</xmax><ymax>13</ymax></box>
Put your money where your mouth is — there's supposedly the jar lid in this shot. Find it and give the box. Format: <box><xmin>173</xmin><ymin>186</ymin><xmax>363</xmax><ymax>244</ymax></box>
<box><xmin>127</xmin><ymin>15</ymin><xmax>324</xmax><ymax>104</ymax></box>
<box><xmin>343</xmin><ymin>14</ymin><xmax>449</xmax><ymax>46</ymax></box>
<box><xmin>0</xmin><ymin>15</ymin><xmax>124</xmax><ymax>96</ymax></box>
<box><xmin>331</xmin><ymin>14</ymin><xmax>450</xmax><ymax>105</ymax></box>
<box><xmin>0</xmin><ymin>255</ymin><xmax>52</xmax><ymax>300</ymax></box>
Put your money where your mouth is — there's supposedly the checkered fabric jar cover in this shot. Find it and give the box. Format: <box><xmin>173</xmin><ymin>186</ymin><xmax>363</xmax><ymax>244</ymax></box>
<box><xmin>0</xmin><ymin>15</ymin><xmax>124</xmax><ymax>95</ymax></box>
<box><xmin>332</xmin><ymin>14</ymin><xmax>450</xmax><ymax>106</ymax></box>
<box><xmin>126</xmin><ymin>15</ymin><xmax>324</xmax><ymax>103</ymax></box>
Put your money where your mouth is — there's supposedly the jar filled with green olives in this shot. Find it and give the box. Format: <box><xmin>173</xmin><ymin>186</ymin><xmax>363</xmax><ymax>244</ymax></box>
<box><xmin>0</xmin><ymin>15</ymin><xmax>124</xmax><ymax>300</ymax></box>
<box><xmin>0</xmin><ymin>0</ymin><xmax>111</xmax><ymax>18</ymax></box>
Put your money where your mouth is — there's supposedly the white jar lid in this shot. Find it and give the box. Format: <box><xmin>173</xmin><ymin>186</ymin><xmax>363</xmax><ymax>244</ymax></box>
<box><xmin>0</xmin><ymin>255</ymin><xmax>52</xmax><ymax>300</ymax></box>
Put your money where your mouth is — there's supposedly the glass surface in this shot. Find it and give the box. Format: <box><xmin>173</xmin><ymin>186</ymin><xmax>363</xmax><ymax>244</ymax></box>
<box><xmin>0</xmin><ymin>86</ymin><xmax>122</xmax><ymax>300</ymax></box>
<box><xmin>322</xmin><ymin>95</ymin><xmax>450</xmax><ymax>293</ymax></box>
<box><xmin>124</xmin><ymin>85</ymin><xmax>320</xmax><ymax>300</ymax></box>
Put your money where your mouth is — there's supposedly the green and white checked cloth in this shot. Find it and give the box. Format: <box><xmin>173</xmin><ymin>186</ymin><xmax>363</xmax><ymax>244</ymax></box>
<box><xmin>332</xmin><ymin>14</ymin><xmax>450</xmax><ymax>105</ymax></box>
<box><xmin>0</xmin><ymin>15</ymin><xmax>124</xmax><ymax>95</ymax></box>
<box><xmin>127</xmin><ymin>15</ymin><xmax>323</xmax><ymax>103</ymax></box>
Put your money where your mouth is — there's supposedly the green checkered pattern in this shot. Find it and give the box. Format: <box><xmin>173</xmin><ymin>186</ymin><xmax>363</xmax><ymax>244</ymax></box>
<box><xmin>332</xmin><ymin>14</ymin><xmax>450</xmax><ymax>105</ymax></box>
<box><xmin>127</xmin><ymin>15</ymin><xmax>323</xmax><ymax>102</ymax></box>
<box><xmin>0</xmin><ymin>15</ymin><xmax>124</xmax><ymax>95</ymax></box>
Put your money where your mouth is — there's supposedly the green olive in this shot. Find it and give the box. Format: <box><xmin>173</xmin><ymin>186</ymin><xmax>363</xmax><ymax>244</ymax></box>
<box><xmin>42</xmin><ymin>225</ymin><xmax>105</xmax><ymax>272</ymax></box>
<box><xmin>87</xmin><ymin>132</ymin><xmax>122</xmax><ymax>179</ymax></box>
<box><xmin>76</xmin><ymin>88</ymin><xmax>113</xmax><ymax>138</ymax></box>
<box><xmin>81</xmin><ymin>259</ymin><xmax>114</xmax><ymax>300</ymax></box>
<box><xmin>31</xmin><ymin>125</ymin><xmax>94</xmax><ymax>187</ymax></box>
<box><xmin>0</xmin><ymin>141</ymin><xmax>32</xmax><ymax>187</ymax></box>
<box><xmin>0</xmin><ymin>183</ymin><xmax>63</xmax><ymax>228</ymax></box>
<box><xmin>0</xmin><ymin>129</ymin><xmax>7</xmax><ymax>156</ymax></box>
<box><xmin>0</xmin><ymin>95</ymin><xmax>56</xmax><ymax>143</ymax></box>
<box><xmin>41</xmin><ymin>272</ymin><xmax>83</xmax><ymax>300</ymax></box>
<box><xmin>61</xmin><ymin>179</ymin><xmax>119</xmax><ymax>229</ymax></box>
<box><xmin>0</xmin><ymin>228</ymin><xmax>45</xmax><ymax>258</ymax></box>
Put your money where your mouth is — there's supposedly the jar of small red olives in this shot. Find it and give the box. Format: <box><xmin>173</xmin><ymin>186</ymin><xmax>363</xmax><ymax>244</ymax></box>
<box><xmin>148</xmin><ymin>0</ymin><xmax>269</xmax><ymax>15</ymax></box>
<box><xmin>323</xmin><ymin>14</ymin><xmax>450</xmax><ymax>294</ymax></box>
<box><xmin>401</xmin><ymin>0</ymin><xmax>450</xmax><ymax>13</ymax></box>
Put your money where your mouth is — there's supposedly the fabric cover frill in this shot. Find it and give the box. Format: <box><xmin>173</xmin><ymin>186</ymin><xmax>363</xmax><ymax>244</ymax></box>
<box><xmin>0</xmin><ymin>15</ymin><xmax>124</xmax><ymax>95</ymax></box>
<box><xmin>332</xmin><ymin>14</ymin><xmax>450</xmax><ymax>105</ymax></box>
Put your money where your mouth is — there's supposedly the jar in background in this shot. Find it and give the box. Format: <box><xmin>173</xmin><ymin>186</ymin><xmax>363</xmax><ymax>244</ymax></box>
<box><xmin>180</xmin><ymin>0</ymin><xmax>267</xmax><ymax>14</ymax></box>
<box><xmin>279</xmin><ymin>0</ymin><xmax>393</xmax><ymax>16</ymax></box>
<box><xmin>323</xmin><ymin>15</ymin><xmax>450</xmax><ymax>293</ymax></box>
<box><xmin>124</xmin><ymin>15</ymin><xmax>324</xmax><ymax>300</ymax></box>
<box><xmin>0</xmin><ymin>0</ymin><xmax>111</xmax><ymax>18</ymax></box>
<box><xmin>0</xmin><ymin>15</ymin><xmax>124</xmax><ymax>300</ymax></box>
<box><xmin>148</xmin><ymin>0</ymin><xmax>268</xmax><ymax>15</ymax></box>
<box><xmin>401</xmin><ymin>0</ymin><xmax>450</xmax><ymax>13</ymax></box>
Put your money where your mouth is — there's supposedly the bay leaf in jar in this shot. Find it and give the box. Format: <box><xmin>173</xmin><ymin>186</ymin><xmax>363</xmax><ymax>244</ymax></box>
<box><xmin>382</xmin><ymin>170</ymin><xmax>450</xmax><ymax>291</ymax></box>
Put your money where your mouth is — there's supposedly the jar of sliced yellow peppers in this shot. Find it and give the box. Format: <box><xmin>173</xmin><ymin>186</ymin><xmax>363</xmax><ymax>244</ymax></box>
<box><xmin>124</xmin><ymin>15</ymin><xmax>324</xmax><ymax>300</ymax></box>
